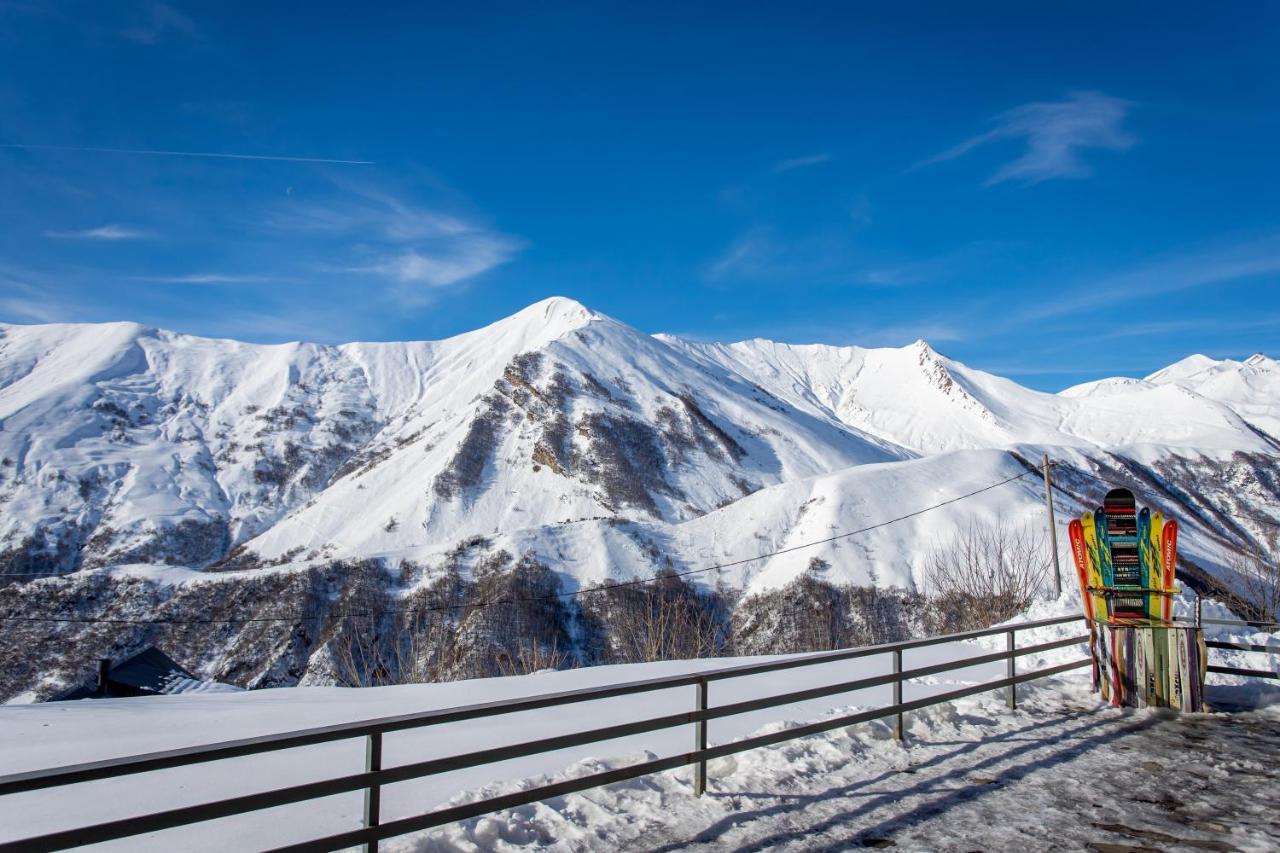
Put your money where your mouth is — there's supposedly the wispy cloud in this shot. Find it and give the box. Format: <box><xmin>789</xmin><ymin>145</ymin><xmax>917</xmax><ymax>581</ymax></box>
<box><xmin>850</xmin><ymin>320</ymin><xmax>968</xmax><ymax>347</ymax></box>
<box><xmin>130</xmin><ymin>273</ymin><xmax>272</xmax><ymax>284</ymax></box>
<box><xmin>120</xmin><ymin>1</ymin><xmax>197</xmax><ymax>45</ymax></box>
<box><xmin>705</xmin><ymin>227</ymin><xmax>872</xmax><ymax>285</ymax></box>
<box><xmin>359</xmin><ymin>238</ymin><xmax>523</xmax><ymax>289</ymax></box>
<box><xmin>2</xmin><ymin>143</ymin><xmax>373</xmax><ymax>166</ymax></box>
<box><xmin>0</xmin><ymin>271</ymin><xmax>78</xmax><ymax>323</ymax></box>
<box><xmin>921</xmin><ymin>91</ymin><xmax>1135</xmax><ymax>185</ymax></box>
<box><xmin>1012</xmin><ymin>232</ymin><xmax>1280</xmax><ymax>325</ymax></box>
<box><xmin>706</xmin><ymin>229</ymin><xmax>778</xmax><ymax>281</ymax></box>
<box><xmin>44</xmin><ymin>224</ymin><xmax>152</xmax><ymax>240</ymax></box>
<box><xmin>1097</xmin><ymin>314</ymin><xmax>1280</xmax><ymax>340</ymax></box>
<box><xmin>270</xmin><ymin>183</ymin><xmax>525</xmax><ymax>298</ymax></box>
<box><xmin>0</xmin><ymin>297</ymin><xmax>68</xmax><ymax>324</ymax></box>
<box><xmin>773</xmin><ymin>153</ymin><xmax>831</xmax><ymax>174</ymax></box>
<box><xmin>707</xmin><ymin>227</ymin><xmax>994</xmax><ymax>291</ymax></box>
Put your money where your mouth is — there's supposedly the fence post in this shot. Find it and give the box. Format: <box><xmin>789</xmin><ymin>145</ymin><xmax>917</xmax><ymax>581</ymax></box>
<box><xmin>892</xmin><ymin>648</ymin><xmax>904</xmax><ymax>741</ymax></box>
<box><xmin>1006</xmin><ymin>630</ymin><xmax>1017</xmax><ymax>710</ymax></box>
<box><xmin>694</xmin><ymin>677</ymin><xmax>708</xmax><ymax>796</ymax></box>
<box><xmin>364</xmin><ymin>731</ymin><xmax>382</xmax><ymax>853</ymax></box>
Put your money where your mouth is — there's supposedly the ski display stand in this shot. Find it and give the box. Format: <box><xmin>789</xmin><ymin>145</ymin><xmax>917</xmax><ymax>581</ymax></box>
<box><xmin>1090</xmin><ymin>620</ymin><xmax>1207</xmax><ymax>710</ymax></box>
<box><xmin>1068</xmin><ymin>487</ymin><xmax>1207</xmax><ymax>711</ymax></box>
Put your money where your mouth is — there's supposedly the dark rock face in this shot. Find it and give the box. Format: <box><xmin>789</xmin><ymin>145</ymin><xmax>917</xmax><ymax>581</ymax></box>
<box><xmin>433</xmin><ymin>394</ymin><xmax>512</xmax><ymax>500</ymax></box>
<box><xmin>430</xmin><ymin>352</ymin><xmax>755</xmax><ymax>520</ymax></box>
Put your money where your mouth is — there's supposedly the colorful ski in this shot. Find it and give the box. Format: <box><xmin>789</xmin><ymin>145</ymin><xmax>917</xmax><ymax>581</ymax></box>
<box><xmin>1068</xmin><ymin>519</ymin><xmax>1096</xmax><ymax>621</ymax></box>
<box><xmin>1089</xmin><ymin>508</ymin><xmax>1115</xmax><ymax>587</ymax></box>
<box><xmin>1137</xmin><ymin>508</ymin><xmax>1163</xmax><ymax>620</ymax></box>
<box><xmin>1080</xmin><ymin>512</ymin><xmax>1111</xmax><ymax>621</ymax></box>
<box><xmin>1159</xmin><ymin>519</ymin><xmax>1179</xmax><ymax>622</ymax></box>
<box><xmin>1168</xmin><ymin>627</ymin><xmax>1184</xmax><ymax>710</ymax></box>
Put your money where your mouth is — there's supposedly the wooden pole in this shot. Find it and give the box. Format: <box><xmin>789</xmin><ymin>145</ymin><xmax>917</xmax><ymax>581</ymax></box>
<box><xmin>1042</xmin><ymin>454</ymin><xmax>1062</xmax><ymax>599</ymax></box>
<box><xmin>96</xmin><ymin>658</ymin><xmax>111</xmax><ymax>697</ymax></box>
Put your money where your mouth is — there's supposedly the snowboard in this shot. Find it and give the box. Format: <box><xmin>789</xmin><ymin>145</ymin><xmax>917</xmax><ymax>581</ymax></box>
<box><xmin>1103</xmin><ymin>488</ymin><xmax>1146</xmax><ymax>620</ymax></box>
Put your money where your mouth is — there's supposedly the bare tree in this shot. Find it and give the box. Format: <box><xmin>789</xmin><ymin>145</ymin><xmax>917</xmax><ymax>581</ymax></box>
<box><xmin>925</xmin><ymin>519</ymin><xmax>1051</xmax><ymax>631</ymax></box>
<box><xmin>581</xmin><ymin>569</ymin><xmax>727</xmax><ymax>663</ymax></box>
<box><xmin>494</xmin><ymin>636</ymin><xmax>571</xmax><ymax>676</ymax></box>
<box><xmin>1230</xmin><ymin>531</ymin><xmax>1280</xmax><ymax>623</ymax></box>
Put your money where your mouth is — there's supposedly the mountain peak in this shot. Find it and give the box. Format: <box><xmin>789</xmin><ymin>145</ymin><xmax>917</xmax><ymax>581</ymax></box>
<box><xmin>474</xmin><ymin>296</ymin><xmax>602</xmax><ymax>351</ymax></box>
<box><xmin>1144</xmin><ymin>353</ymin><xmax>1222</xmax><ymax>384</ymax></box>
<box><xmin>517</xmin><ymin>296</ymin><xmax>598</xmax><ymax>328</ymax></box>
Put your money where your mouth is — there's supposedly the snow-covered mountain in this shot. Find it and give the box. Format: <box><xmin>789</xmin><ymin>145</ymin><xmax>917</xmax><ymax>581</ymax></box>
<box><xmin>0</xmin><ymin>297</ymin><xmax>1276</xmax><ymax>698</ymax></box>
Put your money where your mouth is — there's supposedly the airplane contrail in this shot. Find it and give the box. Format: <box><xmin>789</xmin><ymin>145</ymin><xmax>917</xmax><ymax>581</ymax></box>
<box><xmin>0</xmin><ymin>143</ymin><xmax>374</xmax><ymax>165</ymax></box>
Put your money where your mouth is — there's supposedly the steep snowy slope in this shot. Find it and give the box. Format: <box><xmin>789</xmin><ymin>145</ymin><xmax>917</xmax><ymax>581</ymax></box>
<box><xmin>0</xmin><ymin>299</ymin><xmax>1277</xmax><ymax>699</ymax></box>
<box><xmin>1147</xmin><ymin>352</ymin><xmax>1280</xmax><ymax>439</ymax></box>
<box><xmin>0</xmin><ymin>302</ymin><xmax>1274</xmax><ymax>581</ymax></box>
<box><xmin>0</xmin><ymin>298</ymin><xmax>905</xmax><ymax>575</ymax></box>
<box><xmin>663</xmin><ymin>337</ymin><xmax>1274</xmax><ymax>456</ymax></box>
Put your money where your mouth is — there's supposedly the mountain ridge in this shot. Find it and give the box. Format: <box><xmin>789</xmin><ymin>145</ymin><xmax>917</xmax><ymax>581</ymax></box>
<box><xmin>0</xmin><ymin>298</ymin><xmax>1277</xmax><ymax>698</ymax></box>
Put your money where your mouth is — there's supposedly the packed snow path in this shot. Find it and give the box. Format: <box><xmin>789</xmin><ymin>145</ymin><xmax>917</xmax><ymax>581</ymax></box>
<box><xmin>412</xmin><ymin>687</ymin><xmax>1280</xmax><ymax>853</ymax></box>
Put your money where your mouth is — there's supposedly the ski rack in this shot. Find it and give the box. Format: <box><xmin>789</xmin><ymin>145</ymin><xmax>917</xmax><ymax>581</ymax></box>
<box><xmin>1087</xmin><ymin>617</ymin><xmax>1197</xmax><ymax>628</ymax></box>
<box><xmin>1086</xmin><ymin>585</ymin><xmax>1182</xmax><ymax>597</ymax></box>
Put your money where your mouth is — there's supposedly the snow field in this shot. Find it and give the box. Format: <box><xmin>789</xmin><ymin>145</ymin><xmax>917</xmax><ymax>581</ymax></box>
<box><xmin>0</xmin><ymin>614</ymin><xmax>1091</xmax><ymax>850</ymax></box>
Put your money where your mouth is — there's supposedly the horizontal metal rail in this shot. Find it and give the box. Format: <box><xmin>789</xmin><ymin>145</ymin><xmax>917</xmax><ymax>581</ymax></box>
<box><xmin>1201</xmin><ymin>617</ymin><xmax>1280</xmax><ymax>629</ymax></box>
<box><xmin>0</xmin><ymin>614</ymin><xmax>1080</xmax><ymax>797</ymax></box>
<box><xmin>0</xmin><ymin>616</ymin><xmax>1087</xmax><ymax>852</ymax></box>
<box><xmin>1207</xmin><ymin>665</ymin><xmax>1279</xmax><ymax>680</ymax></box>
<box><xmin>1205</xmin><ymin>630</ymin><xmax>1278</xmax><ymax>682</ymax></box>
<box><xmin>269</xmin><ymin>659</ymin><xmax>1093</xmax><ymax>853</ymax></box>
<box><xmin>1206</xmin><ymin>639</ymin><xmax>1280</xmax><ymax>654</ymax></box>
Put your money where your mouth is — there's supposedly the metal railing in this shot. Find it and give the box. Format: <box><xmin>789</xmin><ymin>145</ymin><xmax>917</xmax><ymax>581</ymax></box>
<box><xmin>1203</xmin><ymin>617</ymin><xmax>1280</xmax><ymax>681</ymax></box>
<box><xmin>0</xmin><ymin>615</ymin><xmax>1089</xmax><ymax>852</ymax></box>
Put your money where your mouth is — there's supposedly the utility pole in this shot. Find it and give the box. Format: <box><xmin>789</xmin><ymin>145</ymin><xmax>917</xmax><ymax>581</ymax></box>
<box><xmin>1042</xmin><ymin>454</ymin><xmax>1062</xmax><ymax>598</ymax></box>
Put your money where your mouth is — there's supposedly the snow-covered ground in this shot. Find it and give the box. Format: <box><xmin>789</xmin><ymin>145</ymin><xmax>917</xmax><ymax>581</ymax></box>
<box><xmin>1</xmin><ymin>601</ymin><xmax>1275</xmax><ymax>851</ymax></box>
<box><xmin>458</xmin><ymin>681</ymin><xmax>1280</xmax><ymax>853</ymax></box>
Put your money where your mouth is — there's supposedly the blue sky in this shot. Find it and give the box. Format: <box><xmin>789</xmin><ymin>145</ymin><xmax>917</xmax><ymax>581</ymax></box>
<box><xmin>1</xmin><ymin>2</ymin><xmax>1277</xmax><ymax>389</ymax></box>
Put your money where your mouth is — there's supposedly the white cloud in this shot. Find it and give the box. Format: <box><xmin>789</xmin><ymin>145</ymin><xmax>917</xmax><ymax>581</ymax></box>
<box><xmin>773</xmin><ymin>153</ymin><xmax>831</xmax><ymax>173</ymax></box>
<box><xmin>705</xmin><ymin>230</ymin><xmax>778</xmax><ymax>281</ymax></box>
<box><xmin>130</xmin><ymin>273</ymin><xmax>271</xmax><ymax>284</ymax></box>
<box><xmin>121</xmin><ymin>1</ymin><xmax>197</xmax><ymax>44</ymax></box>
<box><xmin>0</xmin><ymin>297</ymin><xmax>67</xmax><ymax>324</ymax></box>
<box><xmin>271</xmin><ymin>184</ymin><xmax>525</xmax><ymax>296</ymax></box>
<box><xmin>1012</xmin><ymin>232</ymin><xmax>1280</xmax><ymax>325</ymax></box>
<box><xmin>922</xmin><ymin>91</ymin><xmax>1135</xmax><ymax>185</ymax></box>
<box><xmin>364</xmin><ymin>233</ymin><xmax>525</xmax><ymax>289</ymax></box>
<box><xmin>44</xmin><ymin>224</ymin><xmax>152</xmax><ymax>240</ymax></box>
<box><xmin>705</xmin><ymin>228</ymin><xmax>867</xmax><ymax>284</ymax></box>
<box><xmin>0</xmin><ymin>271</ymin><xmax>77</xmax><ymax>323</ymax></box>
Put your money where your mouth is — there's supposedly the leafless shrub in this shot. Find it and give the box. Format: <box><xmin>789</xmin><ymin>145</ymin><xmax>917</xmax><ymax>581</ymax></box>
<box><xmin>433</xmin><ymin>395</ymin><xmax>511</xmax><ymax>499</ymax></box>
<box><xmin>925</xmin><ymin>519</ymin><xmax>1050</xmax><ymax>631</ymax></box>
<box><xmin>494</xmin><ymin>636</ymin><xmax>571</xmax><ymax>676</ymax></box>
<box><xmin>572</xmin><ymin>412</ymin><xmax>674</xmax><ymax>517</ymax></box>
<box><xmin>579</xmin><ymin>569</ymin><xmax>729</xmax><ymax>663</ymax></box>
<box><xmin>732</xmin><ymin>570</ymin><xmax>935</xmax><ymax>655</ymax></box>
<box><xmin>1229</xmin><ymin>531</ymin><xmax>1280</xmax><ymax>623</ymax></box>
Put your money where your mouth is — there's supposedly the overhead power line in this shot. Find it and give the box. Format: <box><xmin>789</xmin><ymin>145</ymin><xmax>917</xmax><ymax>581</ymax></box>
<box><xmin>0</xmin><ymin>470</ymin><xmax>1038</xmax><ymax>625</ymax></box>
